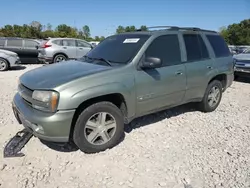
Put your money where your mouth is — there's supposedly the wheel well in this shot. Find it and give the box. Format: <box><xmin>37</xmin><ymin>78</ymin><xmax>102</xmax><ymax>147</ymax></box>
<box><xmin>69</xmin><ymin>93</ymin><xmax>128</xmax><ymax>141</ymax></box>
<box><xmin>53</xmin><ymin>53</ymin><xmax>68</xmax><ymax>60</ymax></box>
<box><xmin>209</xmin><ymin>74</ymin><xmax>227</xmax><ymax>90</ymax></box>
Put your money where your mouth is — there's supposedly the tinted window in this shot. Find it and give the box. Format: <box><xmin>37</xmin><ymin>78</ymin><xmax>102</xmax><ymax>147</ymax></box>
<box><xmin>145</xmin><ymin>35</ymin><xmax>181</xmax><ymax>66</ymax></box>
<box><xmin>183</xmin><ymin>34</ymin><xmax>209</xmax><ymax>62</ymax></box>
<box><xmin>24</xmin><ymin>40</ymin><xmax>38</xmax><ymax>48</ymax></box>
<box><xmin>77</xmin><ymin>40</ymin><xmax>91</xmax><ymax>48</ymax></box>
<box><xmin>86</xmin><ymin>34</ymin><xmax>150</xmax><ymax>64</ymax></box>
<box><xmin>6</xmin><ymin>39</ymin><xmax>22</xmax><ymax>47</ymax></box>
<box><xmin>0</xmin><ymin>39</ymin><xmax>5</xmax><ymax>46</ymax></box>
<box><xmin>62</xmin><ymin>40</ymin><xmax>76</xmax><ymax>47</ymax></box>
<box><xmin>206</xmin><ymin>35</ymin><xmax>230</xmax><ymax>57</ymax></box>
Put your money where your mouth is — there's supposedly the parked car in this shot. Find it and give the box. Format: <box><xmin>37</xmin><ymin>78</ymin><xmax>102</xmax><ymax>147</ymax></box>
<box><xmin>38</xmin><ymin>38</ymin><xmax>93</xmax><ymax>64</ymax></box>
<box><xmin>0</xmin><ymin>37</ymin><xmax>40</xmax><ymax>64</ymax></box>
<box><xmin>8</xmin><ymin>26</ymin><xmax>234</xmax><ymax>156</ymax></box>
<box><xmin>0</xmin><ymin>49</ymin><xmax>21</xmax><ymax>71</ymax></box>
<box><xmin>233</xmin><ymin>48</ymin><xmax>250</xmax><ymax>78</ymax></box>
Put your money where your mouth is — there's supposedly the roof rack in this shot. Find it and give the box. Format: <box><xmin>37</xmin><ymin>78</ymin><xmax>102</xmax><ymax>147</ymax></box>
<box><xmin>136</xmin><ymin>26</ymin><xmax>217</xmax><ymax>33</ymax></box>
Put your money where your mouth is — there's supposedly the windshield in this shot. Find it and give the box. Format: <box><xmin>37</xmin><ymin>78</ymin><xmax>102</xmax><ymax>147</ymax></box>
<box><xmin>85</xmin><ymin>34</ymin><xmax>150</xmax><ymax>64</ymax></box>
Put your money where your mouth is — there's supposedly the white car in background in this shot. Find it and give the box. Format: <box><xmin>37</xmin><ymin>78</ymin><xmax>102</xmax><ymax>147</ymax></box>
<box><xmin>0</xmin><ymin>49</ymin><xmax>21</xmax><ymax>71</ymax></box>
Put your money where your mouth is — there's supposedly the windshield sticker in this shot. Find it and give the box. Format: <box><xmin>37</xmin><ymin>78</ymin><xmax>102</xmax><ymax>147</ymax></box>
<box><xmin>123</xmin><ymin>38</ymin><xmax>140</xmax><ymax>43</ymax></box>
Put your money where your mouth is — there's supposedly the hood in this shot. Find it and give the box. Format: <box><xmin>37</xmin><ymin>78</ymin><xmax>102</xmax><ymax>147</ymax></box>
<box><xmin>233</xmin><ymin>53</ymin><xmax>250</xmax><ymax>61</ymax></box>
<box><xmin>20</xmin><ymin>60</ymin><xmax>112</xmax><ymax>89</ymax></box>
<box><xmin>0</xmin><ymin>49</ymin><xmax>17</xmax><ymax>56</ymax></box>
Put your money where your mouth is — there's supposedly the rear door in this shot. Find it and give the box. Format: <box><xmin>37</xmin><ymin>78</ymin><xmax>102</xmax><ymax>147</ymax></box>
<box><xmin>76</xmin><ymin>39</ymin><xmax>92</xmax><ymax>58</ymax></box>
<box><xmin>61</xmin><ymin>39</ymin><xmax>77</xmax><ymax>59</ymax></box>
<box><xmin>4</xmin><ymin>39</ymin><xmax>24</xmax><ymax>60</ymax></box>
<box><xmin>23</xmin><ymin>39</ymin><xmax>40</xmax><ymax>63</ymax></box>
<box><xmin>180</xmin><ymin>32</ymin><xmax>213</xmax><ymax>101</ymax></box>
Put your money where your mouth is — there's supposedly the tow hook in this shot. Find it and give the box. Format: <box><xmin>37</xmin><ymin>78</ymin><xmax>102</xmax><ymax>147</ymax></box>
<box><xmin>3</xmin><ymin>128</ymin><xmax>33</xmax><ymax>158</ymax></box>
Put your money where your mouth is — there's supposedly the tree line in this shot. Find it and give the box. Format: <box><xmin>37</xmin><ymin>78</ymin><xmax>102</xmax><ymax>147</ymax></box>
<box><xmin>0</xmin><ymin>19</ymin><xmax>249</xmax><ymax>45</ymax></box>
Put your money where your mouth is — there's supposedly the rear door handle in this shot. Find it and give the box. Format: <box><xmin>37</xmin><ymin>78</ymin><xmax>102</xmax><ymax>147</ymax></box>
<box><xmin>79</xmin><ymin>48</ymin><xmax>83</xmax><ymax>50</ymax></box>
<box><xmin>175</xmin><ymin>71</ymin><xmax>183</xmax><ymax>75</ymax></box>
<box><xmin>63</xmin><ymin>47</ymin><xmax>67</xmax><ymax>49</ymax></box>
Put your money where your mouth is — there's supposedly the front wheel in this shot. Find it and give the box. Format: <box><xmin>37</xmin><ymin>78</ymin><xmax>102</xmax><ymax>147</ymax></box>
<box><xmin>0</xmin><ymin>58</ymin><xmax>9</xmax><ymax>71</ymax></box>
<box><xmin>73</xmin><ymin>102</ymin><xmax>124</xmax><ymax>153</ymax></box>
<box><xmin>199</xmin><ymin>80</ymin><xmax>223</xmax><ymax>112</ymax></box>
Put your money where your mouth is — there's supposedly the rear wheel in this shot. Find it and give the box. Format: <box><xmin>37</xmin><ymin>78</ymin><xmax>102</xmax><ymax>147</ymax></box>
<box><xmin>53</xmin><ymin>54</ymin><xmax>67</xmax><ymax>63</ymax></box>
<box><xmin>73</xmin><ymin>102</ymin><xmax>124</xmax><ymax>153</ymax></box>
<box><xmin>0</xmin><ymin>58</ymin><xmax>9</xmax><ymax>71</ymax></box>
<box><xmin>199</xmin><ymin>80</ymin><xmax>223</xmax><ymax>112</ymax></box>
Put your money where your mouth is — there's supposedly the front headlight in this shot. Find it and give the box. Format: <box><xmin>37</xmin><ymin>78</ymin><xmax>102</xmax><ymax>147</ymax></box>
<box><xmin>32</xmin><ymin>90</ymin><xmax>59</xmax><ymax>112</ymax></box>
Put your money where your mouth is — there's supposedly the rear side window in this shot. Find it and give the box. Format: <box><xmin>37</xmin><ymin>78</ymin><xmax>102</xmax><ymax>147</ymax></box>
<box><xmin>52</xmin><ymin>40</ymin><xmax>62</xmax><ymax>46</ymax></box>
<box><xmin>24</xmin><ymin>40</ymin><xmax>38</xmax><ymax>48</ymax></box>
<box><xmin>145</xmin><ymin>35</ymin><xmax>181</xmax><ymax>67</ymax></box>
<box><xmin>183</xmin><ymin>34</ymin><xmax>209</xmax><ymax>62</ymax></box>
<box><xmin>6</xmin><ymin>39</ymin><xmax>22</xmax><ymax>47</ymax></box>
<box><xmin>0</xmin><ymin>39</ymin><xmax>5</xmax><ymax>46</ymax></box>
<box><xmin>206</xmin><ymin>35</ymin><xmax>230</xmax><ymax>57</ymax></box>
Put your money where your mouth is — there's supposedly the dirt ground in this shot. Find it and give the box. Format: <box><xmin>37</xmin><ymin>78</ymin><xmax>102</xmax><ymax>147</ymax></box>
<box><xmin>0</xmin><ymin>64</ymin><xmax>250</xmax><ymax>188</ymax></box>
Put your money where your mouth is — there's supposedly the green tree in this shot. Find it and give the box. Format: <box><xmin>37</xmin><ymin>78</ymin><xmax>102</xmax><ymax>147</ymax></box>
<box><xmin>82</xmin><ymin>25</ymin><xmax>90</xmax><ymax>39</ymax></box>
<box><xmin>116</xmin><ymin>25</ymin><xmax>125</xmax><ymax>34</ymax></box>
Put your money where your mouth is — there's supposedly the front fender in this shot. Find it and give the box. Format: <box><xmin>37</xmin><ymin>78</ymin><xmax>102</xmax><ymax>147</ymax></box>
<box><xmin>58</xmin><ymin>82</ymin><xmax>136</xmax><ymax>118</ymax></box>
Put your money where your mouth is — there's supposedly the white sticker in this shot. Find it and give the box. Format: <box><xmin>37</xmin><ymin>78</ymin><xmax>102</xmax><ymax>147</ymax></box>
<box><xmin>123</xmin><ymin>38</ymin><xmax>140</xmax><ymax>43</ymax></box>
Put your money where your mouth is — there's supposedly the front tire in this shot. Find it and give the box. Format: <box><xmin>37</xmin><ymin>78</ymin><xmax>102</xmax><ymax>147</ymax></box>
<box><xmin>199</xmin><ymin>80</ymin><xmax>223</xmax><ymax>112</ymax></box>
<box><xmin>73</xmin><ymin>102</ymin><xmax>124</xmax><ymax>153</ymax></box>
<box><xmin>0</xmin><ymin>58</ymin><xmax>9</xmax><ymax>71</ymax></box>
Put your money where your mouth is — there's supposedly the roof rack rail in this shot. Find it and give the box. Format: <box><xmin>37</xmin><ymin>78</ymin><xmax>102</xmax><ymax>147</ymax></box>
<box><xmin>136</xmin><ymin>26</ymin><xmax>217</xmax><ymax>33</ymax></box>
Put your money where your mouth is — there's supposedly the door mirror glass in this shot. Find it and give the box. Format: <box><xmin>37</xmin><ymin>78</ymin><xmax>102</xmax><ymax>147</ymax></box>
<box><xmin>141</xmin><ymin>57</ymin><xmax>162</xmax><ymax>69</ymax></box>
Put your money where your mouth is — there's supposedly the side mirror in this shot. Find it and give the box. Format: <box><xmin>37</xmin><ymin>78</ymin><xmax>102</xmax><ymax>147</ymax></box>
<box><xmin>141</xmin><ymin>57</ymin><xmax>162</xmax><ymax>69</ymax></box>
<box><xmin>35</xmin><ymin>45</ymin><xmax>39</xmax><ymax>50</ymax></box>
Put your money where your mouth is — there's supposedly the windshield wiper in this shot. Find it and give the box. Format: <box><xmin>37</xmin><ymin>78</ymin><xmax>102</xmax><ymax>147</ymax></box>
<box><xmin>91</xmin><ymin>57</ymin><xmax>112</xmax><ymax>66</ymax></box>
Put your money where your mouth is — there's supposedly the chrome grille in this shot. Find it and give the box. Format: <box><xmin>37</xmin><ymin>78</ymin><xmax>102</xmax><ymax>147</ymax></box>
<box><xmin>18</xmin><ymin>84</ymin><xmax>33</xmax><ymax>105</ymax></box>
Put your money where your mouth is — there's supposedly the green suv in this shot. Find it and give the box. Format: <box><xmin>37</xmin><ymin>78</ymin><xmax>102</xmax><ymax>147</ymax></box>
<box><xmin>11</xmin><ymin>26</ymin><xmax>234</xmax><ymax>154</ymax></box>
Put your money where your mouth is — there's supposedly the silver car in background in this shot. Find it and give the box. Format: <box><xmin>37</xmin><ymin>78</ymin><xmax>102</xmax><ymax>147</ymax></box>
<box><xmin>0</xmin><ymin>49</ymin><xmax>21</xmax><ymax>71</ymax></box>
<box><xmin>38</xmin><ymin>38</ymin><xmax>93</xmax><ymax>64</ymax></box>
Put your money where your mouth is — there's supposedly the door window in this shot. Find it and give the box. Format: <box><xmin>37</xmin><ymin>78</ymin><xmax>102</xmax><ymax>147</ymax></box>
<box><xmin>183</xmin><ymin>34</ymin><xmax>209</xmax><ymax>62</ymax></box>
<box><xmin>206</xmin><ymin>35</ymin><xmax>231</xmax><ymax>57</ymax></box>
<box><xmin>62</xmin><ymin>40</ymin><xmax>76</xmax><ymax>47</ymax></box>
<box><xmin>24</xmin><ymin>40</ymin><xmax>38</xmax><ymax>48</ymax></box>
<box><xmin>6</xmin><ymin>39</ymin><xmax>22</xmax><ymax>47</ymax></box>
<box><xmin>0</xmin><ymin>39</ymin><xmax>6</xmax><ymax>46</ymax></box>
<box><xmin>77</xmin><ymin>40</ymin><xmax>92</xmax><ymax>48</ymax></box>
<box><xmin>145</xmin><ymin>35</ymin><xmax>182</xmax><ymax>67</ymax></box>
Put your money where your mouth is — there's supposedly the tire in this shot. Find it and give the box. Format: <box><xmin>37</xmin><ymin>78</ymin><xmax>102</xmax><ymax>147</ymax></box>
<box><xmin>199</xmin><ymin>80</ymin><xmax>223</xmax><ymax>112</ymax></box>
<box><xmin>73</xmin><ymin>101</ymin><xmax>124</xmax><ymax>153</ymax></box>
<box><xmin>0</xmin><ymin>58</ymin><xmax>9</xmax><ymax>71</ymax></box>
<box><xmin>53</xmin><ymin>54</ymin><xmax>67</xmax><ymax>63</ymax></box>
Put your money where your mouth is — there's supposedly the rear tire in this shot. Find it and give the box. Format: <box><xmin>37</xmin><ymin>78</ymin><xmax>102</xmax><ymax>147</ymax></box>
<box><xmin>53</xmin><ymin>54</ymin><xmax>67</xmax><ymax>63</ymax></box>
<box><xmin>73</xmin><ymin>102</ymin><xmax>124</xmax><ymax>153</ymax></box>
<box><xmin>199</xmin><ymin>80</ymin><xmax>223</xmax><ymax>112</ymax></box>
<box><xmin>0</xmin><ymin>58</ymin><xmax>9</xmax><ymax>71</ymax></box>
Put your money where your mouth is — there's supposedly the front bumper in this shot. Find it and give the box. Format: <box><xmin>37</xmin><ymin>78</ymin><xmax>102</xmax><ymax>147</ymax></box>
<box><xmin>12</xmin><ymin>93</ymin><xmax>75</xmax><ymax>142</ymax></box>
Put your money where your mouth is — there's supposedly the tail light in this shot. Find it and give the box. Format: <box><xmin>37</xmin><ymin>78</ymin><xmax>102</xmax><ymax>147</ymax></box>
<box><xmin>41</xmin><ymin>41</ymin><xmax>51</xmax><ymax>48</ymax></box>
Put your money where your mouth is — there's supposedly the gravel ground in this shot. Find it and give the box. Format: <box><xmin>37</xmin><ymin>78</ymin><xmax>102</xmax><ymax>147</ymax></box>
<box><xmin>0</xmin><ymin>64</ymin><xmax>250</xmax><ymax>188</ymax></box>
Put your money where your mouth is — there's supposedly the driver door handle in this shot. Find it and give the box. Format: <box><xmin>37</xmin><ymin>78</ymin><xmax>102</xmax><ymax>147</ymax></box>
<box><xmin>207</xmin><ymin>66</ymin><xmax>213</xmax><ymax>69</ymax></box>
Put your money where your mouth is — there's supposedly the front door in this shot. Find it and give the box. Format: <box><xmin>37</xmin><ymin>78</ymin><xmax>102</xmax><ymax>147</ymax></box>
<box><xmin>23</xmin><ymin>39</ymin><xmax>40</xmax><ymax>63</ymax></box>
<box><xmin>76</xmin><ymin>40</ymin><xmax>92</xmax><ymax>58</ymax></box>
<box><xmin>135</xmin><ymin>34</ymin><xmax>187</xmax><ymax>115</ymax></box>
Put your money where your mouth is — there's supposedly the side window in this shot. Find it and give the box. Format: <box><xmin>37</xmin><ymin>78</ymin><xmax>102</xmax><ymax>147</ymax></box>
<box><xmin>183</xmin><ymin>34</ymin><xmax>209</xmax><ymax>62</ymax></box>
<box><xmin>0</xmin><ymin>39</ymin><xmax>6</xmax><ymax>46</ymax></box>
<box><xmin>206</xmin><ymin>35</ymin><xmax>231</xmax><ymax>57</ymax></box>
<box><xmin>77</xmin><ymin>40</ymin><xmax>91</xmax><ymax>48</ymax></box>
<box><xmin>145</xmin><ymin>35</ymin><xmax>181</xmax><ymax>67</ymax></box>
<box><xmin>62</xmin><ymin>40</ymin><xmax>76</xmax><ymax>47</ymax></box>
<box><xmin>52</xmin><ymin>40</ymin><xmax>62</xmax><ymax>46</ymax></box>
<box><xmin>24</xmin><ymin>40</ymin><xmax>38</xmax><ymax>48</ymax></box>
<box><xmin>6</xmin><ymin>39</ymin><xmax>22</xmax><ymax>47</ymax></box>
